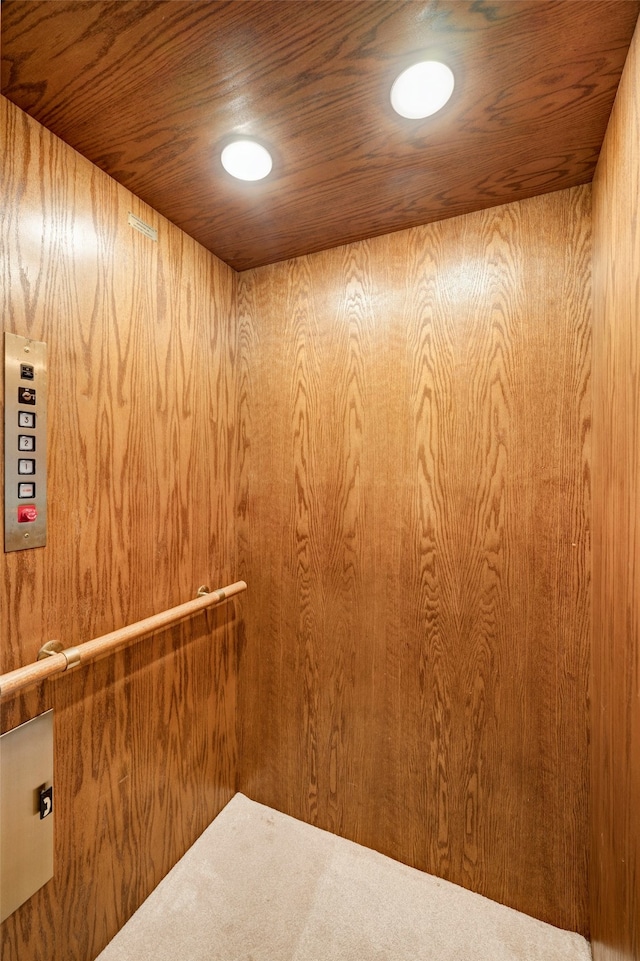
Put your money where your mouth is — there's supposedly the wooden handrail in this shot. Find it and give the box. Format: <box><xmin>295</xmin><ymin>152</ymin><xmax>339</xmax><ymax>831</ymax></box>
<box><xmin>0</xmin><ymin>580</ymin><xmax>247</xmax><ymax>702</ymax></box>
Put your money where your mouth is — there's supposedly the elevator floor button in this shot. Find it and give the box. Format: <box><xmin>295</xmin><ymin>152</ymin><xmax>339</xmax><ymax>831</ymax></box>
<box><xmin>18</xmin><ymin>411</ymin><xmax>36</xmax><ymax>428</ymax></box>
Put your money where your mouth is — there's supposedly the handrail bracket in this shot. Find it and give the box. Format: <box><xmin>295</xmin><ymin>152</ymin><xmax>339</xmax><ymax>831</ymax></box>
<box><xmin>37</xmin><ymin>640</ymin><xmax>65</xmax><ymax>660</ymax></box>
<box><xmin>37</xmin><ymin>639</ymin><xmax>81</xmax><ymax>671</ymax></box>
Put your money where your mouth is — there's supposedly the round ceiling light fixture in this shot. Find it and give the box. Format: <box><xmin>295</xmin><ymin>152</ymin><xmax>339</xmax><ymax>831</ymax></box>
<box><xmin>390</xmin><ymin>60</ymin><xmax>455</xmax><ymax>119</ymax></box>
<box><xmin>221</xmin><ymin>139</ymin><xmax>273</xmax><ymax>181</ymax></box>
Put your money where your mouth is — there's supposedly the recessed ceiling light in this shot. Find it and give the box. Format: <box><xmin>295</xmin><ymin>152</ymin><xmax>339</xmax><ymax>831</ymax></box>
<box><xmin>221</xmin><ymin>140</ymin><xmax>273</xmax><ymax>181</ymax></box>
<box><xmin>390</xmin><ymin>61</ymin><xmax>455</xmax><ymax>119</ymax></box>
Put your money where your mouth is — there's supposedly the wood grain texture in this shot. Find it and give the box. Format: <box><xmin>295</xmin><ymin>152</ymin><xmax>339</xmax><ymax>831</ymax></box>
<box><xmin>591</xmin><ymin>19</ymin><xmax>640</xmax><ymax>961</ymax></box>
<box><xmin>237</xmin><ymin>185</ymin><xmax>592</xmax><ymax>933</ymax></box>
<box><xmin>2</xmin><ymin>0</ymin><xmax>637</xmax><ymax>270</ymax></box>
<box><xmin>0</xmin><ymin>96</ymin><xmax>240</xmax><ymax>961</ymax></box>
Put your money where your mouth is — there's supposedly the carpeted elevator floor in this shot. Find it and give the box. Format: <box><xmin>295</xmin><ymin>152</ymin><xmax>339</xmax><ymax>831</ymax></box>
<box><xmin>96</xmin><ymin>793</ymin><xmax>591</xmax><ymax>961</ymax></box>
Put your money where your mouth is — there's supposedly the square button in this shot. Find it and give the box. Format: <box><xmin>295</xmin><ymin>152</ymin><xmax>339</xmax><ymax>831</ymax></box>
<box><xmin>18</xmin><ymin>434</ymin><xmax>36</xmax><ymax>452</ymax></box>
<box><xmin>18</xmin><ymin>459</ymin><xmax>36</xmax><ymax>475</ymax></box>
<box><xmin>18</xmin><ymin>411</ymin><xmax>36</xmax><ymax>429</ymax></box>
<box><xmin>17</xmin><ymin>505</ymin><xmax>38</xmax><ymax>523</ymax></box>
<box><xmin>18</xmin><ymin>482</ymin><xmax>36</xmax><ymax>499</ymax></box>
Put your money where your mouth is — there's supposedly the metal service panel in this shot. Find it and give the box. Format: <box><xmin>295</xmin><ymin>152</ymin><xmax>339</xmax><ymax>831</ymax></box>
<box><xmin>4</xmin><ymin>332</ymin><xmax>48</xmax><ymax>551</ymax></box>
<box><xmin>0</xmin><ymin>710</ymin><xmax>54</xmax><ymax>923</ymax></box>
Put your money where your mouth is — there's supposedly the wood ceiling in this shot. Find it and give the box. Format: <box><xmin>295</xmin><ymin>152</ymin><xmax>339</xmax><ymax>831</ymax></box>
<box><xmin>2</xmin><ymin>0</ymin><xmax>639</xmax><ymax>271</ymax></box>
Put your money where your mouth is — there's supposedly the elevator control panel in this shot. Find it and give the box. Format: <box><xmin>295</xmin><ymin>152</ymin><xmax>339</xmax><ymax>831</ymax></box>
<box><xmin>4</xmin><ymin>332</ymin><xmax>47</xmax><ymax>552</ymax></box>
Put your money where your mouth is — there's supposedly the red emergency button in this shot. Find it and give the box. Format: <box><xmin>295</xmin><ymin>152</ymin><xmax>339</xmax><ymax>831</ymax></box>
<box><xmin>18</xmin><ymin>505</ymin><xmax>38</xmax><ymax>523</ymax></box>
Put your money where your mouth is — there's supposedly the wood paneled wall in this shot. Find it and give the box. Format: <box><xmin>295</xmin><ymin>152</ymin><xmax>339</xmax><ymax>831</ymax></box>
<box><xmin>1</xmin><ymin>88</ymin><xmax>597</xmax><ymax>956</ymax></box>
<box><xmin>237</xmin><ymin>186</ymin><xmax>592</xmax><ymax>934</ymax></box>
<box><xmin>591</xmin><ymin>19</ymin><xmax>640</xmax><ymax>961</ymax></box>
<box><xmin>0</xmin><ymin>97</ymin><xmax>240</xmax><ymax>961</ymax></box>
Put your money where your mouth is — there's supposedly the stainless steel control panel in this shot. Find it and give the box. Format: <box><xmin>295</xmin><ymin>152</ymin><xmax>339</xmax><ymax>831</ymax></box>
<box><xmin>4</xmin><ymin>332</ymin><xmax>47</xmax><ymax>551</ymax></box>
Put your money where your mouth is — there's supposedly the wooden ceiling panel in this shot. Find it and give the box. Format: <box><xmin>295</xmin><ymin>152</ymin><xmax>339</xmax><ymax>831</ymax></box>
<box><xmin>2</xmin><ymin>0</ymin><xmax>639</xmax><ymax>270</ymax></box>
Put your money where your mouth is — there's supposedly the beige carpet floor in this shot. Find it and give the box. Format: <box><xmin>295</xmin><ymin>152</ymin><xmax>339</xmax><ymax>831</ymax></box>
<box><xmin>97</xmin><ymin>793</ymin><xmax>591</xmax><ymax>961</ymax></box>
